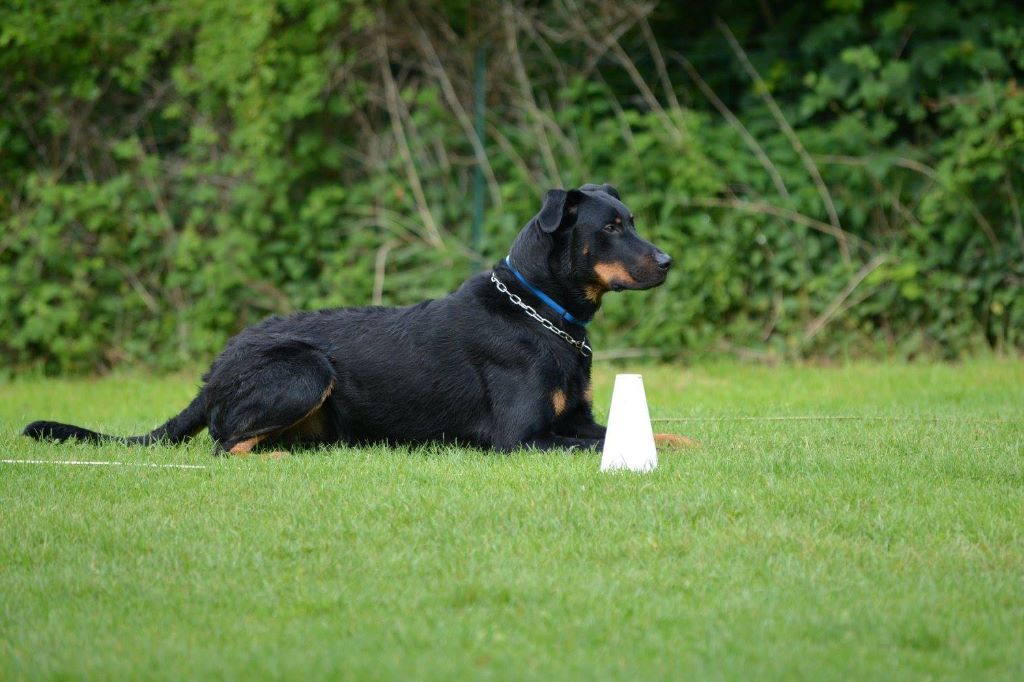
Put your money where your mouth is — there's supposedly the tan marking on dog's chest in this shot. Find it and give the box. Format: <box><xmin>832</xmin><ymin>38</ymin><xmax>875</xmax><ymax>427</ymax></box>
<box><xmin>584</xmin><ymin>383</ymin><xmax>594</xmax><ymax>405</ymax></box>
<box><xmin>551</xmin><ymin>389</ymin><xmax>568</xmax><ymax>416</ymax></box>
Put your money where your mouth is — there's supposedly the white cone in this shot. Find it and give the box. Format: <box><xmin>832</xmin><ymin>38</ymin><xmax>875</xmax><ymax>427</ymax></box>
<box><xmin>600</xmin><ymin>374</ymin><xmax>657</xmax><ymax>472</ymax></box>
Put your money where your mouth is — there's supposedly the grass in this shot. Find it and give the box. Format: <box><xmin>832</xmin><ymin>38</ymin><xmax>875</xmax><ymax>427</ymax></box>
<box><xmin>1</xmin><ymin>360</ymin><xmax>1022</xmax><ymax>680</ymax></box>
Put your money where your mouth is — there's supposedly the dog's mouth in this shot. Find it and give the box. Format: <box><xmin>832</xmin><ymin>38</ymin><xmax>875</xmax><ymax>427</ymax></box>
<box><xmin>610</xmin><ymin>269</ymin><xmax>667</xmax><ymax>291</ymax></box>
<box><xmin>599</xmin><ymin>262</ymin><xmax>669</xmax><ymax>292</ymax></box>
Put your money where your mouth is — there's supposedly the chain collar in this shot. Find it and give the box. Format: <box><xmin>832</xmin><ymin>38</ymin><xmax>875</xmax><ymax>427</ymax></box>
<box><xmin>491</xmin><ymin>273</ymin><xmax>592</xmax><ymax>357</ymax></box>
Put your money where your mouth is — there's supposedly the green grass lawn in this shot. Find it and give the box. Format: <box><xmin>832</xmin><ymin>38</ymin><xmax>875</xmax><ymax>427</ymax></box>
<box><xmin>2</xmin><ymin>361</ymin><xmax>1022</xmax><ymax>680</ymax></box>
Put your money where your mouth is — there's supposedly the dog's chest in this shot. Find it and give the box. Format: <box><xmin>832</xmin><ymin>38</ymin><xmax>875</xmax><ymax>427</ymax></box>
<box><xmin>545</xmin><ymin>356</ymin><xmax>591</xmax><ymax>418</ymax></box>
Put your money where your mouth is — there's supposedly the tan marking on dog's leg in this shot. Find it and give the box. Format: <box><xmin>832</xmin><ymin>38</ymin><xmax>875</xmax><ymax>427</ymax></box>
<box><xmin>593</xmin><ymin>262</ymin><xmax>635</xmax><ymax>289</ymax></box>
<box><xmin>228</xmin><ymin>379</ymin><xmax>335</xmax><ymax>455</ymax></box>
<box><xmin>229</xmin><ymin>435</ymin><xmax>263</xmax><ymax>455</ymax></box>
<box><xmin>551</xmin><ymin>389</ymin><xmax>567</xmax><ymax>417</ymax></box>
<box><xmin>266</xmin><ymin>377</ymin><xmax>337</xmax><ymax>447</ymax></box>
<box><xmin>280</xmin><ymin>409</ymin><xmax>327</xmax><ymax>442</ymax></box>
<box><xmin>654</xmin><ymin>433</ymin><xmax>699</xmax><ymax>449</ymax></box>
<box><xmin>318</xmin><ymin>379</ymin><xmax>335</xmax><ymax>404</ymax></box>
<box><xmin>285</xmin><ymin>378</ymin><xmax>335</xmax><ymax>441</ymax></box>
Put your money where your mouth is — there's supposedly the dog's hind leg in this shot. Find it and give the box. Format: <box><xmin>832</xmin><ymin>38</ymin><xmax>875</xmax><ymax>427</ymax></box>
<box><xmin>204</xmin><ymin>342</ymin><xmax>338</xmax><ymax>455</ymax></box>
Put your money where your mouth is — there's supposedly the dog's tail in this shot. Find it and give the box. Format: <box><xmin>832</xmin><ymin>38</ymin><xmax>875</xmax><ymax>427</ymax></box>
<box><xmin>22</xmin><ymin>394</ymin><xmax>207</xmax><ymax>446</ymax></box>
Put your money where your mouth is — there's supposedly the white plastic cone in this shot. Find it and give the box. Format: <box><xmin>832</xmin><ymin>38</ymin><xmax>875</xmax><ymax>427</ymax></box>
<box><xmin>600</xmin><ymin>374</ymin><xmax>657</xmax><ymax>472</ymax></box>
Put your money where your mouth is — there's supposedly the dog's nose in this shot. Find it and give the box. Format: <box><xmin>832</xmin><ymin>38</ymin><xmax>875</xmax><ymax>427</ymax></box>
<box><xmin>654</xmin><ymin>252</ymin><xmax>673</xmax><ymax>271</ymax></box>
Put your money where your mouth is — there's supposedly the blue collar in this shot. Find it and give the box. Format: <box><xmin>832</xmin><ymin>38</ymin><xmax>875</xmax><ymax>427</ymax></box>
<box><xmin>503</xmin><ymin>256</ymin><xmax>588</xmax><ymax>327</ymax></box>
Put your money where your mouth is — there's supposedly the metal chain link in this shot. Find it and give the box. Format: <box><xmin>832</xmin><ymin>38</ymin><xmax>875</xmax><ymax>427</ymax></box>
<box><xmin>491</xmin><ymin>273</ymin><xmax>592</xmax><ymax>357</ymax></box>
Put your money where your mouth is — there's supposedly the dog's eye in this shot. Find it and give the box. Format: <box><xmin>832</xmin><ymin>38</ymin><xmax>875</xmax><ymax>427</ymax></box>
<box><xmin>602</xmin><ymin>223</ymin><xmax>621</xmax><ymax>234</ymax></box>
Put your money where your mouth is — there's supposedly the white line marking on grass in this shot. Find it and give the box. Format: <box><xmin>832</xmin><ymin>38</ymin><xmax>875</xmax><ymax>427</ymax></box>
<box><xmin>1</xmin><ymin>459</ymin><xmax>207</xmax><ymax>469</ymax></box>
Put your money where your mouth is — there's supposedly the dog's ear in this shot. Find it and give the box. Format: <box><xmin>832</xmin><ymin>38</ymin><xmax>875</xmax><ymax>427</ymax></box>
<box><xmin>580</xmin><ymin>182</ymin><xmax>620</xmax><ymax>199</ymax></box>
<box><xmin>536</xmin><ymin>188</ymin><xmax>584</xmax><ymax>233</ymax></box>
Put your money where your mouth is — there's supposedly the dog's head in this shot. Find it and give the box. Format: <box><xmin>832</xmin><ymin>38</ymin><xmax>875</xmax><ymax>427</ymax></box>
<box><xmin>509</xmin><ymin>183</ymin><xmax>672</xmax><ymax>306</ymax></box>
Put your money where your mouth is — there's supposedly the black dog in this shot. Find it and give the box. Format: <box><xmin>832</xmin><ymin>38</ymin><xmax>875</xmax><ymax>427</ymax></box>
<box><xmin>24</xmin><ymin>183</ymin><xmax>680</xmax><ymax>454</ymax></box>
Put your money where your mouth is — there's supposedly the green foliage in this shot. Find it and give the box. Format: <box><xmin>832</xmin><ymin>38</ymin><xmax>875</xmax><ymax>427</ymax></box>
<box><xmin>1</xmin><ymin>0</ymin><xmax>1022</xmax><ymax>373</ymax></box>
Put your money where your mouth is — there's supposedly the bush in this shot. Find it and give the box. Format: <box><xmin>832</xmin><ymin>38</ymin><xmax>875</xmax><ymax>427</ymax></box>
<box><xmin>1</xmin><ymin>0</ymin><xmax>1021</xmax><ymax>373</ymax></box>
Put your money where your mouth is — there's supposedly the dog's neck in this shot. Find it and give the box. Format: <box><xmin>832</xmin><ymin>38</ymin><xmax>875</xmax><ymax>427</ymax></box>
<box><xmin>506</xmin><ymin>228</ymin><xmax>601</xmax><ymax>326</ymax></box>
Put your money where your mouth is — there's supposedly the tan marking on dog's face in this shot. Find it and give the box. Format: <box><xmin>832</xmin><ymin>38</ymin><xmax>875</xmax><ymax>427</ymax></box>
<box><xmin>582</xmin><ymin>244</ymin><xmax>590</xmax><ymax>256</ymax></box>
<box><xmin>551</xmin><ymin>389</ymin><xmax>567</xmax><ymax>416</ymax></box>
<box><xmin>593</xmin><ymin>262</ymin><xmax>635</xmax><ymax>289</ymax></box>
<box><xmin>229</xmin><ymin>435</ymin><xmax>263</xmax><ymax>455</ymax></box>
<box><xmin>654</xmin><ymin>433</ymin><xmax>699</xmax><ymax>449</ymax></box>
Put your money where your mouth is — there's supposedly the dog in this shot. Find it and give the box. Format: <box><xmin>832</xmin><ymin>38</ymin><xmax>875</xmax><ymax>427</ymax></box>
<box><xmin>24</xmin><ymin>183</ymin><xmax>690</xmax><ymax>454</ymax></box>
